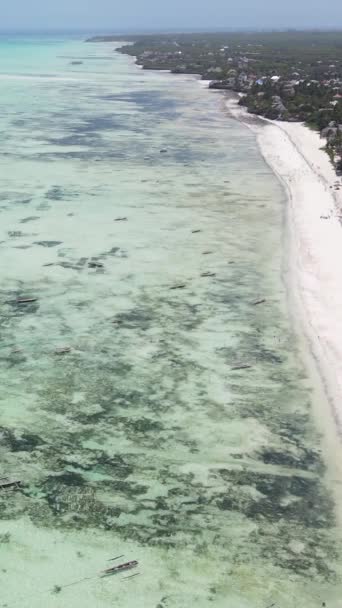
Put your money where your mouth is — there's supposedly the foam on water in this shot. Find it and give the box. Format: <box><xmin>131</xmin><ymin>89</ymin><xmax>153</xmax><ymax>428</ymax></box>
<box><xmin>0</xmin><ymin>36</ymin><xmax>341</xmax><ymax>607</ymax></box>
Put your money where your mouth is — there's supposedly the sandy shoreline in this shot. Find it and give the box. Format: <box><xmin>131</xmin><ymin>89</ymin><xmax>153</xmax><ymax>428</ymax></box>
<box><xmin>225</xmin><ymin>96</ymin><xmax>342</xmax><ymax>439</ymax></box>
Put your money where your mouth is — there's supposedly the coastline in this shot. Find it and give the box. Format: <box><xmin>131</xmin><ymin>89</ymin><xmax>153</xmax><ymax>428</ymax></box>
<box><xmin>113</xmin><ymin>44</ymin><xmax>342</xmax><ymax>553</ymax></box>
<box><xmin>225</xmin><ymin>95</ymin><xmax>342</xmax><ymax>492</ymax></box>
<box><xmin>223</xmin><ymin>96</ymin><xmax>342</xmax><ymax>537</ymax></box>
<box><xmin>117</xmin><ymin>45</ymin><xmax>342</xmax><ymax>443</ymax></box>
<box><xmin>116</xmin><ymin>47</ymin><xmax>342</xmax><ymax>436</ymax></box>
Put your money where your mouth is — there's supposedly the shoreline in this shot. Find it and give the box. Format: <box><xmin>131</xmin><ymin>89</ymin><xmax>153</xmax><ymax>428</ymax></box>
<box><xmin>225</xmin><ymin>97</ymin><xmax>342</xmax><ymax>526</ymax></box>
<box><xmin>117</xmin><ymin>46</ymin><xmax>342</xmax><ymax>442</ymax></box>
<box><xmin>225</xmin><ymin>96</ymin><xmax>342</xmax><ymax>424</ymax></box>
<box><xmin>116</xmin><ymin>47</ymin><xmax>342</xmax><ymax>437</ymax></box>
<box><xmin>224</xmin><ymin>95</ymin><xmax>342</xmax><ymax>513</ymax></box>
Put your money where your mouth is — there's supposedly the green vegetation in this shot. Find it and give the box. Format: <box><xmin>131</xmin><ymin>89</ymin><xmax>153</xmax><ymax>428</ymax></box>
<box><xmin>88</xmin><ymin>31</ymin><xmax>342</xmax><ymax>172</ymax></box>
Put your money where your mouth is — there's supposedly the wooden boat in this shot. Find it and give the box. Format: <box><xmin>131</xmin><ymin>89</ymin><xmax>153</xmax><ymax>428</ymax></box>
<box><xmin>16</xmin><ymin>298</ymin><xmax>38</xmax><ymax>304</ymax></box>
<box><xmin>0</xmin><ymin>478</ymin><xmax>21</xmax><ymax>490</ymax></box>
<box><xmin>101</xmin><ymin>560</ymin><xmax>138</xmax><ymax>577</ymax></box>
<box><xmin>54</xmin><ymin>347</ymin><xmax>71</xmax><ymax>355</ymax></box>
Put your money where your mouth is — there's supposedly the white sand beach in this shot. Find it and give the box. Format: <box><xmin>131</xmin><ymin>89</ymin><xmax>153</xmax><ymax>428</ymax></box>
<box><xmin>226</xmin><ymin>97</ymin><xmax>342</xmax><ymax>441</ymax></box>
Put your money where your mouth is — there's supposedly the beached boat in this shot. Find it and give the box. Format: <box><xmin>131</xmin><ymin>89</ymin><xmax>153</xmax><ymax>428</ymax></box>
<box><xmin>101</xmin><ymin>560</ymin><xmax>138</xmax><ymax>577</ymax></box>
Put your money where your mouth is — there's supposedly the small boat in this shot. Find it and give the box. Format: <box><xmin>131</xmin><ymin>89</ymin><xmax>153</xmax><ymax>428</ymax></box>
<box><xmin>54</xmin><ymin>347</ymin><xmax>71</xmax><ymax>355</ymax></box>
<box><xmin>101</xmin><ymin>560</ymin><xmax>138</xmax><ymax>577</ymax></box>
<box><xmin>88</xmin><ymin>261</ymin><xmax>104</xmax><ymax>269</ymax></box>
<box><xmin>16</xmin><ymin>298</ymin><xmax>38</xmax><ymax>304</ymax></box>
<box><xmin>0</xmin><ymin>478</ymin><xmax>21</xmax><ymax>490</ymax></box>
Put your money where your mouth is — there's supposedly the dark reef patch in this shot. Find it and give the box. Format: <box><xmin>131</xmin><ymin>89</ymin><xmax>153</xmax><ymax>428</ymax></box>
<box><xmin>57</xmin><ymin>257</ymin><xmax>89</xmax><ymax>271</ymax></box>
<box><xmin>8</xmin><ymin>231</ymin><xmax>24</xmax><ymax>238</ymax></box>
<box><xmin>45</xmin><ymin>134</ymin><xmax>103</xmax><ymax>147</ymax></box>
<box><xmin>0</xmin><ymin>350</ymin><xmax>27</xmax><ymax>367</ymax></box>
<box><xmin>20</xmin><ymin>216</ymin><xmax>40</xmax><ymax>223</ymax></box>
<box><xmin>45</xmin><ymin>186</ymin><xmax>64</xmax><ymax>200</ymax></box>
<box><xmin>0</xmin><ymin>427</ymin><xmax>45</xmax><ymax>452</ymax></box>
<box><xmin>101</xmin><ymin>246</ymin><xmax>128</xmax><ymax>259</ymax></box>
<box><xmin>215</xmin><ymin>468</ymin><xmax>334</xmax><ymax>529</ymax></box>
<box><xmin>34</xmin><ymin>240</ymin><xmax>62</xmax><ymax>247</ymax></box>
<box><xmin>259</xmin><ymin>446</ymin><xmax>323</xmax><ymax>472</ymax></box>
<box><xmin>99</xmin><ymin>90</ymin><xmax>182</xmax><ymax>121</ymax></box>
<box><xmin>112</xmin><ymin>309</ymin><xmax>153</xmax><ymax>331</ymax></box>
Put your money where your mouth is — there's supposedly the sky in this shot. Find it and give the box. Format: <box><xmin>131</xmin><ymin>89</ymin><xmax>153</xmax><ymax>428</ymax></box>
<box><xmin>1</xmin><ymin>0</ymin><xmax>341</xmax><ymax>32</ymax></box>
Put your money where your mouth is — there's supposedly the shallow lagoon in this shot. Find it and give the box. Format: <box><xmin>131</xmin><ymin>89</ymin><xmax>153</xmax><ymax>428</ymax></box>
<box><xmin>0</xmin><ymin>36</ymin><xmax>341</xmax><ymax>607</ymax></box>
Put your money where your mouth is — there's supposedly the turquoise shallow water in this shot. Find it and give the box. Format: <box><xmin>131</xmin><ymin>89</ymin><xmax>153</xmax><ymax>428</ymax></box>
<box><xmin>0</xmin><ymin>35</ymin><xmax>341</xmax><ymax>607</ymax></box>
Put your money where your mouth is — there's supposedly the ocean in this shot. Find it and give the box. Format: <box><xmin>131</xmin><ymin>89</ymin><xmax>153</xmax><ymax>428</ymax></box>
<box><xmin>0</xmin><ymin>34</ymin><xmax>341</xmax><ymax>607</ymax></box>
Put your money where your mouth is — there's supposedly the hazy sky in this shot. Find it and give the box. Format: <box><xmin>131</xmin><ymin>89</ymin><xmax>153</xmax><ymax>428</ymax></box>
<box><xmin>1</xmin><ymin>0</ymin><xmax>341</xmax><ymax>31</ymax></box>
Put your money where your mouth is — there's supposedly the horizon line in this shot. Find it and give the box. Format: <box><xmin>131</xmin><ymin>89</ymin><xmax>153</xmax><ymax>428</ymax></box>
<box><xmin>1</xmin><ymin>26</ymin><xmax>342</xmax><ymax>35</ymax></box>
